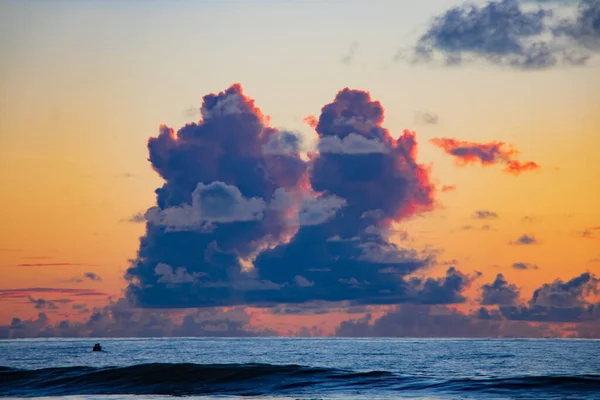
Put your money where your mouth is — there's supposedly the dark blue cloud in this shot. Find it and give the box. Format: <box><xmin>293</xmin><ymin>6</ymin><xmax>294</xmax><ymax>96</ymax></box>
<box><xmin>512</xmin><ymin>262</ymin><xmax>539</xmax><ymax>270</ymax></box>
<box><xmin>500</xmin><ymin>272</ymin><xmax>600</xmax><ymax>322</ymax></box>
<box><xmin>84</xmin><ymin>272</ymin><xmax>102</xmax><ymax>281</ymax></box>
<box><xmin>554</xmin><ymin>0</ymin><xmax>600</xmax><ymax>50</ymax></box>
<box><xmin>253</xmin><ymin>88</ymin><xmax>440</xmax><ymax>305</ymax></box>
<box><xmin>408</xmin><ymin>0</ymin><xmax>600</xmax><ymax>69</ymax></box>
<box><xmin>480</xmin><ymin>274</ymin><xmax>520</xmax><ymax>305</ymax></box>
<box><xmin>510</xmin><ymin>234</ymin><xmax>538</xmax><ymax>245</ymax></box>
<box><xmin>125</xmin><ymin>84</ymin><xmax>452</xmax><ymax>308</ymax></box>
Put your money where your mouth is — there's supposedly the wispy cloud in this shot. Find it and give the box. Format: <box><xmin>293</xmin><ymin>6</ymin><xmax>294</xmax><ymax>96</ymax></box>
<box><xmin>0</xmin><ymin>288</ymin><xmax>108</xmax><ymax>301</ymax></box>
<box><xmin>415</xmin><ymin>111</ymin><xmax>439</xmax><ymax>125</ymax></box>
<box><xmin>16</xmin><ymin>262</ymin><xmax>99</xmax><ymax>267</ymax></box>
<box><xmin>121</xmin><ymin>212</ymin><xmax>146</xmax><ymax>224</ymax></box>
<box><xmin>340</xmin><ymin>41</ymin><xmax>359</xmax><ymax>64</ymax></box>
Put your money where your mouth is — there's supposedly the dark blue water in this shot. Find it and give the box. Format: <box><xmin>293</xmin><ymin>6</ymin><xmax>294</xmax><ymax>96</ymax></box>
<box><xmin>1</xmin><ymin>338</ymin><xmax>599</xmax><ymax>399</ymax></box>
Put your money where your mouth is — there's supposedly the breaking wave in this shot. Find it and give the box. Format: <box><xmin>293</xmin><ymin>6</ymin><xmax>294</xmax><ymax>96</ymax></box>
<box><xmin>1</xmin><ymin>363</ymin><xmax>599</xmax><ymax>397</ymax></box>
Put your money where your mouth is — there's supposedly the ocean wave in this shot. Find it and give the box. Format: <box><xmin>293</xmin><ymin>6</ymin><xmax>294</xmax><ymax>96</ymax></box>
<box><xmin>1</xmin><ymin>363</ymin><xmax>599</xmax><ymax>397</ymax></box>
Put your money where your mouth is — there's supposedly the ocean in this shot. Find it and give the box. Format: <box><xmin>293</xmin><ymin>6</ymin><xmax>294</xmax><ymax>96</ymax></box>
<box><xmin>1</xmin><ymin>338</ymin><xmax>599</xmax><ymax>399</ymax></box>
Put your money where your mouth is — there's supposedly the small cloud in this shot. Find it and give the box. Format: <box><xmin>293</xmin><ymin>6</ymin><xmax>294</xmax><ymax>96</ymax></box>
<box><xmin>415</xmin><ymin>111</ymin><xmax>439</xmax><ymax>125</ymax></box>
<box><xmin>122</xmin><ymin>212</ymin><xmax>146</xmax><ymax>224</ymax></box>
<box><xmin>521</xmin><ymin>216</ymin><xmax>537</xmax><ymax>223</ymax></box>
<box><xmin>83</xmin><ymin>272</ymin><xmax>102</xmax><ymax>281</ymax></box>
<box><xmin>27</xmin><ymin>296</ymin><xmax>59</xmax><ymax>310</ymax></box>
<box><xmin>581</xmin><ymin>226</ymin><xmax>600</xmax><ymax>239</ymax></box>
<box><xmin>473</xmin><ymin>210</ymin><xmax>498</xmax><ymax>219</ymax></box>
<box><xmin>459</xmin><ymin>224</ymin><xmax>492</xmax><ymax>232</ymax></box>
<box><xmin>184</xmin><ymin>107</ymin><xmax>198</xmax><ymax>118</ymax></box>
<box><xmin>294</xmin><ymin>275</ymin><xmax>314</xmax><ymax>287</ymax></box>
<box><xmin>512</xmin><ymin>262</ymin><xmax>539</xmax><ymax>270</ymax></box>
<box><xmin>439</xmin><ymin>259</ymin><xmax>459</xmax><ymax>266</ymax></box>
<box><xmin>480</xmin><ymin>274</ymin><xmax>519</xmax><ymax>306</ymax></box>
<box><xmin>441</xmin><ymin>185</ymin><xmax>455</xmax><ymax>192</ymax></box>
<box><xmin>430</xmin><ymin>138</ymin><xmax>540</xmax><ymax>176</ymax></box>
<box><xmin>510</xmin><ymin>234</ymin><xmax>538</xmax><ymax>245</ymax></box>
<box><xmin>303</xmin><ymin>115</ymin><xmax>318</xmax><ymax>129</ymax></box>
<box><xmin>340</xmin><ymin>41</ymin><xmax>359</xmax><ymax>64</ymax></box>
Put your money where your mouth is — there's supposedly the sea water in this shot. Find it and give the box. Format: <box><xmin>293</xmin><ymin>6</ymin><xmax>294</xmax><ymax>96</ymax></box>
<box><xmin>1</xmin><ymin>337</ymin><xmax>599</xmax><ymax>399</ymax></box>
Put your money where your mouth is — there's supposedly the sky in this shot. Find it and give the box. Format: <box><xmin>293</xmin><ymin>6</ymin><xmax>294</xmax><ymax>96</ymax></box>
<box><xmin>1</xmin><ymin>0</ymin><xmax>599</xmax><ymax>338</ymax></box>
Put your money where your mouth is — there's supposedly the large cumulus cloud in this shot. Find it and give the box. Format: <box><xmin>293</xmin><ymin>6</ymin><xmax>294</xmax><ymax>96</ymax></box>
<box><xmin>125</xmin><ymin>84</ymin><xmax>443</xmax><ymax>308</ymax></box>
<box><xmin>253</xmin><ymin>88</ymin><xmax>439</xmax><ymax>305</ymax></box>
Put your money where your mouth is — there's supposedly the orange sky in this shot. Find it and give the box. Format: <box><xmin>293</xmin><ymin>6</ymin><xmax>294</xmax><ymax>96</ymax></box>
<box><xmin>1</xmin><ymin>0</ymin><xmax>599</xmax><ymax>335</ymax></box>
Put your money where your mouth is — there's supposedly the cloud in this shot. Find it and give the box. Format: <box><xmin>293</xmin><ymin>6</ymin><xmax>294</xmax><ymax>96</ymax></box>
<box><xmin>155</xmin><ymin>263</ymin><xmax>204</xmax><ymax>284</ymax></box>
<box><xmin>27</xmin><ymin>297</ymin><xmax>60</xmax><ymax>310</ymax></box>
<box><xmin>581</xmin><ymin>226</ymin><xmax>600</xmax><ymax>239</ymax></box>
<box><xmin>336</xmin><ymin>271</ymin><xmax>600</xmax><ymax>337</ymax></box>
<box><xmin>253</xmin><ymin>87</ymin><xmax>439</xmax><ymax>306</ymax></box>
<box><xmin>340</xmin><ymin>41</ymin><xmax>359</xmax><ymax>64</ymax></box>
<box><xmin>553</xmin><ymin>0</ymin><xmax>600</xmax><ymax>51</ymax></box>
<box><xmin>510</xmin><ymin>234</ymin><xmax>538</xmax><ymax>245</ymax></box>
<box><xmin>0</xmin><ymin>300</ymin><xmax>277</xmax><ymax>339</ymax></box>
<box><xmin>441</xmin><ymin>185</ymin><xmax>455</xmax><ymax>192</ymax></box>
<box><xmin>405</xmin><ymin>267</ymin><xmax>480</xmax><ymax>305</ymax></box>
<box><xmin>0</xmin><ymin>288</ymin><xmax>108</xmax><ymax>300</ymax></box>
<box><xmin>126</xmin><ymin>84</ymin><xmax>441</xmax><ymax>309</ymax></box>
<box><xmin>335</xmin><ymin>304</ymin><xmax>545</xmax><ymax>337</ymax></box>
<box><xmin>430</xmin><ymin>137</ymin><xmax>540</xmax><ymax>175</ymax></box>
<box><xmin>504</xmin><ymin>160</ymin><xmax>542</xmax><ymax>175</ymax></box>
<box><xmin>480</xmin><ymin>274</ymin><xmax>520</xmax><ymax>305</ymax></box>
<box><xmin>123</xmin><ymin>213</ymin><xmax>145</xmax><ymax>223</ymax></box>
<box><xmin>458</xmin><ymin>224</ymin><xmax>491</xmax><ymax>231</ymax></box>
<box><xmin>512</xmin><ymin>262</ymin><xmax>539</xmax><ymax>270</ymax></box>
<box><xmin>500</xmin><ymin>272</ymin><xmax>600</xmax><ymax>322</ymax></box>
<box><xmin>408</xmin><ymin>0</ymin><xmax>600</xmax><ymax>69</ymax></box>
<box><xmin>473</xmin><ymin>210</ymin><xmax>498</xmax><ymax>219</ymax></box>
<box><xmin>297</xmin><ymin>195</ymin><xmax>348</xmax><ymax>226</ymax></box>
<box><xmin>16</xmin><ymin>262</ymin><xmax>99</xmax><ymax>267</ymax></box>
<box><xmin>145</xmin><ymin>181</ymin><xmax>268</xmax><ymax>231</ymax></box>
<box><xmin>318</xmin><ymin>133</ymin><xmax>390</xmax><ymax>154</ymax></box>
<box><xmin>83</xmin><ymin>272</ymin><xmax>102</xmax><ymax>281</ymax></box>
<box><xmin>415</xmin><ymin>112</ymin><xmax>439</xmax><ymax>125</ymax></box>
<box><xmin>261</xmin><ymin>130</ymin><xmax>303</xmax><ymax>155</ymax></box>
<box><xmin>4</xmin><ymin>273</ymin><xmax>600</xmax><ymax>338</ymax></box>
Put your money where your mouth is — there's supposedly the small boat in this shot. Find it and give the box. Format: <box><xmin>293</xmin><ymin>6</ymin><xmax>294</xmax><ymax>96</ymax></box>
<box><xmin>92</xmin><ymin>343</ymin><xmax>102</xmax><ymax>352</ymax></box>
